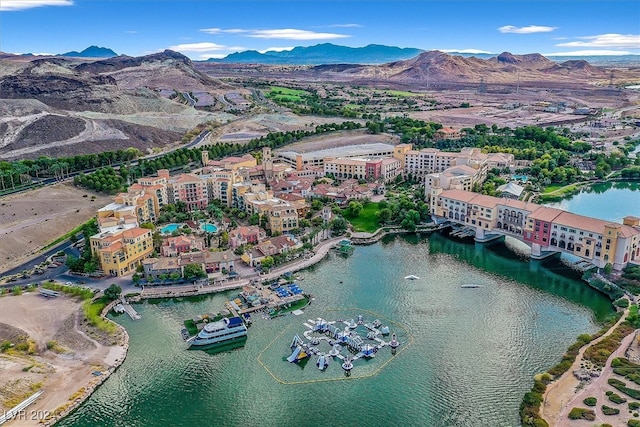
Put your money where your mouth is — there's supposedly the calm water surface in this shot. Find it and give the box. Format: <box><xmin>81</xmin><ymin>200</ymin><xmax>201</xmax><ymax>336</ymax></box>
<box><xmin>60</xmin><ymin>233</ymin><xmax>612</xmax><ymax>427</ymax></box>
<box><xmin>545</xmin><ymin>181</ymin><xmax>640</xmax><ymax>223</ymax></box>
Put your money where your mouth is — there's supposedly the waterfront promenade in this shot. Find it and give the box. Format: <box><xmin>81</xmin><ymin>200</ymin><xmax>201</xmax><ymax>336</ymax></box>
<box><xmin>136</xmin><ymin>237</ymin><xmax>344</xmax><ymax>300</ymax></box>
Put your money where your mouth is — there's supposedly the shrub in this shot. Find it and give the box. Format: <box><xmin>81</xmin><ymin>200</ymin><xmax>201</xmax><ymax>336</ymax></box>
<box><xmin>602</xmin><ymin>405</ymin><xmax>620</xmax><ymax>415</ymax></box>
<box><xmin>609</xmin><ymin>392</ymin><xmax>628</xmax><ymax>404</ymax></box>
<box><xmin>609</xmin><ymin>378</ymin><xmax>640</xmax><ymax>400</ymax></box>
<box><xmin>612</xmin><ymin>358</ymin><xmax>640</xmax><ymax>386</ymax></box>
<box><xmin>629</xmin><ymin>420</ymin><xmax>640</xmax><ymax>426</ymax></box>
<box><xmin>568</xmin><ymin>407</ymin><xmax>595</xmax><ymax>420</ymax></box>
<box><xmin>615</xmin><ymin>298</ymin><xmax>630</xmax><ymax>308</ymax></box>
<box><xmin>630</xmin><ymin>402</ymin><xmax>640</xmax><ymax>410</ymax></box>
<box><xmin>583</xmin><ymin>397</ymin><xmax>597</xmax><ymax>406</ymax></box>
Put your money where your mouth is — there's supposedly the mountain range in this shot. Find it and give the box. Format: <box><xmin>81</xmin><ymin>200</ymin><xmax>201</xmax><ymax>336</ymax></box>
<box><xmin>208</xmin><ymin>43</ymin><xmax>424</xmax><ymax>65</ymax></box>
<box><xmin>0</xmin><ymin>46</ymin><xmax>636</xmax><ymax>161</ymax></box>
<box><xmin>59</xmin><ymin>46</ymin><xmax>118</xmax><ymax>58</ymax></box>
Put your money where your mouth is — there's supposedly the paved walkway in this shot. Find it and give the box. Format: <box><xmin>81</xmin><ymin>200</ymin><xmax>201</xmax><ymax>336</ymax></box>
<box><xmin>138</xmin><ymin>237</ymin><xmax>343</xmax><ymax>299</ymax></box>
<box><xmin>556</xmin><ymin>329</ymin><xmax>636</xmax><ymax>427</ymax></box>
<box><xmin>543</xmin><ymin>305</ymin><xmax>631</xmax><ymax>426</ymax></box>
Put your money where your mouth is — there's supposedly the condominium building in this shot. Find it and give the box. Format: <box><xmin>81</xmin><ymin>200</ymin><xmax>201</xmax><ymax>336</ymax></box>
<box><xmin>90</xmin><ymin>227</ymin><xmax>153</xmax><ymax>276</ymax></box>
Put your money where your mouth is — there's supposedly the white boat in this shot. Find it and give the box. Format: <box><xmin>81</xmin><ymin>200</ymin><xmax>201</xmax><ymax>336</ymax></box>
<box><xmin>461</xmin><ymin>284</ymin><xmax>483</xmax><ymax>288</ymax></box>
<box><xmin>404</xmin><ymin>275</ymin><xmax>420</xmax><ymax>280</ymax></box>
<box><xmin>187</xmin><ymin>317</ymin><xmax>247</xmax><ymax>348</ymax></box>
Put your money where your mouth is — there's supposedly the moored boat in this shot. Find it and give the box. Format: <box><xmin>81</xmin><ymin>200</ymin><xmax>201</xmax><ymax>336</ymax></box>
<box><xmin>186</xmin><ymin>317</ymin><xmax>247</xmax><ymax>348</ymax></box>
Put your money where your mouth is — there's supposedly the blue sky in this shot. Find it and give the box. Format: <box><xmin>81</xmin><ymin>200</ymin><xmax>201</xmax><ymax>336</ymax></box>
<box><xmin>1</xmin><ymin>0</ymin><xmax>639</xmax><ymax>59</ymax></box>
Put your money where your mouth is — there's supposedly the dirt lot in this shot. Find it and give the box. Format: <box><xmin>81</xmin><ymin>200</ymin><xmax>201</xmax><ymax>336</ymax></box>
<box><xmin>0</xmin><ymin>293</ymin><xmax>125</xmax><ymax>426</ymax></box>
<box><xmin>275</xmin><ymin>128</ymin><xmax>399</xmax><ymax>153</ymax></box>
<box><xmin>0</xmin><ymin>183</ymin><xmax>113</xmax><ymax>273</ymax></box>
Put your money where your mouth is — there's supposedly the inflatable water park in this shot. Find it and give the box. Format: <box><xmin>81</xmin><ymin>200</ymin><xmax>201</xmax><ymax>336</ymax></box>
<box><xmin>286</xmin><ymin>314</ymin><xmax>401</xmax><ymax>375</ymax></box>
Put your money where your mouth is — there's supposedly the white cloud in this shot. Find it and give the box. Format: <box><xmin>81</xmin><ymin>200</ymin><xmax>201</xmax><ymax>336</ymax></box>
<box><xmin>439</xmin><ymin>49</ymin><xmax>493</xmax><ymax>54</ymax></box>
<box><xmin>200</xmin><ymin>28</ymin><xmax>249</xmax><ymax>35</ymax></box>
<box><xmin>248</xmin><ymin>29</ymin><xmax>349</xmax><ymax>40</ymax></box>
<box><xmin>0</xmin><ymin>0</ymin><xmax>72</xmax><ymax>11</ymax></box>
<box><xmin>124</xmin><ymin>30</ymin><xmax>137</xmax><ymax>34</ymax></box>
<box><xmin>498</xmin><ymin>25</ymin><xmax>557</xmax><ymax>34</ymax></box>
<box><xmin>258</xmin><ymin>47</ymin><xmax>295</xmax><ymax>53</ymax></box>
<box><xmin>327</xmin><ymin>24</ymin><xmax>362</xmax><ymax>28</ymax></box>
<box><xmin>200</xmin><ymin>27</ymin><xmax>349</xmax><ymax>40</ymax></box>
<box><xmin>556</xmin><ymin>34</ymin><xmax>640</xmax><ymax>48</ymax></box>
<box><xmin>544</xmin><ymin>50</ymin><xmax>638</xmax><ymax>56</ymax></box>
<box><xmin>168</xmin><ymin>42</ymin><xmax>228</xmax><ymax>53</ymax></box>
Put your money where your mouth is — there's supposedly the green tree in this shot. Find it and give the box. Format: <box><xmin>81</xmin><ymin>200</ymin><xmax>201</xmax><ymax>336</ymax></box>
<box><xmin>183</xmin><ymin>263</ymin><xmax>205</xmax><ymax>279</ymax></box>
<box><xmin>347</xmin><ymin>201</ymin><xmax>363</xmax><ymax>217</ymax></box>
<box><xmin>331</xmin><ymin>216</ymin><xmax>348</xmax><ymax>234</ymax></box>
<box><xmin>104</xmin><ymin>284</ymin><xmax>122</xmax><ymax>300</ymax></box>
<box><xmin>378</xmin><ymin>208</ymin><xmax>392</xmax><ymax>223</ymax></box>
<box><xmin>261</xmin><ymin>256</ymin><xmax>274</xmax><ymax>271</ymax></box>
<box><xmin>401</xmin><ymin>209</ymin><xmax>421</xmax><ymax>232</ymax></box>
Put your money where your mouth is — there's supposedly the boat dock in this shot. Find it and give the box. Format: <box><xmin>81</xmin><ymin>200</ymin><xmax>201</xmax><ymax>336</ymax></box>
<box><xmin>449</xmin><ymin>225</ymin><xmax>476</xmax><ymax>238</ymax></box>
<box><xmin>119</xmin><ymin>298</ymin><xmax>141</xmax><ymax>320</ymax></box>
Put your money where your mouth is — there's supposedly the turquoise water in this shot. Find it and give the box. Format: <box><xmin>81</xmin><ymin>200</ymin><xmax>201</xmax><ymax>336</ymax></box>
<box><xmin>160</xmin><ymin>223</ymin><xmax>182</xmax><ymax>234</ymax></box>
<box><xmin>59</xmin><ymin>233</ymin><xmax>612</xmax><ymax>427</ymax></box>
<box><xmin>200</xmin><ymin>222</ymin><xmax>217</xmax><ymax>233</ymax></box>
<box><xmin>545</xmin><ymin>181</ymin><xmax>640</xmax><ymax>223</ymax></box>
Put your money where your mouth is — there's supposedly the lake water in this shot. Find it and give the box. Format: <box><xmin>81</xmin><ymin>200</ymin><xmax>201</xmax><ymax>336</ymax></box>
<box><xmin>59</xmin><ymin>233</ymin><xmax>612</xmax><ymax>427</ymax></box>
<box><xmin>545</xmin><ymin>181</ymin><xmax>640</xmax><ymax>223</ymax></box>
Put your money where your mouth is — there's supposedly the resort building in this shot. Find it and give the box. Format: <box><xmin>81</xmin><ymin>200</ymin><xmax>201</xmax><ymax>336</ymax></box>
<box><xmin>276</xmin><ymin>143</ymin><xmax>396</xmax><ymax>171</ymax></box>
<box><xmin>269</xmin><ymin>204</ymin><xmax>300</xmax><ymax>234</ymax></box>
<box><xmin>164</xmin><ymin>172</ymin><xmax>209</xmax><ymax>211</ymax></box>
<box><xmin>424</xmin><ymin>164</ymin><xmax>482</xmax><ymax>197</ymax></box>
<box><xmin>90</xmin><ymin>227</ymin><xmax>154</xmax><ymax>276</ymax></box>
<box><xmin>228</xmin><ymin>225</ymin><xmax>267</xmax><ymax>249</ymax></box>
<box><xmin>324</xmin><ymin>157</ymin><xmax>401</xmax><ymax>183</ymax></box>
<box><xmin>431</xmin><ymin>189</ymin><xmax>640</xmax><ymax>270</ymax></box>
<box><xmin>405</xmin><ymin>147</ymin><xmax>490</xmax><ymax>179</ymax></box>
<box><xmin>96</xmin><ymin>203</ymin><xmax>139</xmax><ymax>233</ymax></box>
<box><xmin>241</xmin><ymin>235</ymin><xmax>301</xmax><ymax>267</ymax></box>
<box><xmin>161</xmin><ymin>235</ymin><xmax>203</xmax><ymax>257</ymax></box>
<box><xmin>142</xmin><ymin>249</ymin><xmax>240</xmax><ymax>279</ymax></box>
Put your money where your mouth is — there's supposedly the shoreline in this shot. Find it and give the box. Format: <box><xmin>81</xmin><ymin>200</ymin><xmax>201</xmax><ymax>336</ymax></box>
<box><xmin>44</xmin><ymin>236</ymin><xmax>344</xmax><ymax>426</ymax></box>
<box><xmin>45</xmin><ymin>301</ymin><xmax>129</xmax><ymax>426</ymax></box>
<box><xmin>539</xmin><ymin>306</ymin><xmax>632</xmax><ymax>426</ymax></box>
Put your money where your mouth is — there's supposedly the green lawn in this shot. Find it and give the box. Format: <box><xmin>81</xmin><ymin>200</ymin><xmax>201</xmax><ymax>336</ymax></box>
<box><xmin>265</xmin><ymin>86</ymin><xmax>311</xmax><ymax>103</ymax></box>
<box><xmin>384</xmin><ymin>90</ymin><xmax>418</xmax><ymax>97</ymax></box>
<box><xmin>343</xmin><ymin>202</ymin><xmax>380</xmax><ymax>233</ymax></box>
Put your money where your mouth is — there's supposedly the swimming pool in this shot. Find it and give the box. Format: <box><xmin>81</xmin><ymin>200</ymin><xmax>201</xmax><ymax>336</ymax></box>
<box><xmin>200</xmin><ymin>223</ymin><xmax>218</xmax><ymax>233</ymax></box>
<box><xmin>160</xmin><ymin>223</ymin><xmax>182</xmax><ymax>234</ymax></box>
<box><xmin>511</xmin><ymin>174</ymin><xmax>528</xmax><ymax>182</ymax></box>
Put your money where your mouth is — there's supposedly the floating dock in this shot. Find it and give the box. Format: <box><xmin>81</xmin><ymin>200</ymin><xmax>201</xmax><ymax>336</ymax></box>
<box><xmin>119</xmin><ymin>298</ymin><xmax>141</xmax><ymax>320</ymax></box>
<box><xmin>286</xmin><ymin>314</ymin><xmax>400</xmax><ymax>374</ymax></box>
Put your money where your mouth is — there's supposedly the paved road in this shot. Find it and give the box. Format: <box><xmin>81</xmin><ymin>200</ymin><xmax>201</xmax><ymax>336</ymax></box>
<box><xmin>0</xmin><ymin>238</ymin><xmax>79</xmax><ymax>281</ymax></box>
